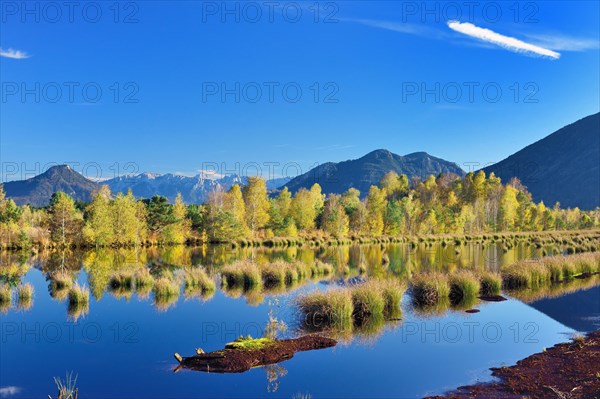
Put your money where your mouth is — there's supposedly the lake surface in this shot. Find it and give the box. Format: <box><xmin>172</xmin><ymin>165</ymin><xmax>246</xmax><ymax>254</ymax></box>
<box><xmin>1</xmin><ymin>242</ymin><xmax>598</xmax><ymax>398</ymax></box>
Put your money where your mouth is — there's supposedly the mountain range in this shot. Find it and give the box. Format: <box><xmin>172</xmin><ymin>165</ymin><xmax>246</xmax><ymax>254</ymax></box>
<box><xmin>3</xmin><ymin>113</ymin><xmax>598</xmax><ymax>209</ymax></box>
<box><xmin>282</xmin><ymin>150</ymin><xmax>465</xmax><ymax>196</ymax></box>
<box><xmin>482</xmin><ymin>112</ymin><xmax>599</xmax><ymax>209</ymax></box>
<box><xmin>2</xmin><ymin>169</ymin><xmax>290</xmax><ymax>207</ymax></box>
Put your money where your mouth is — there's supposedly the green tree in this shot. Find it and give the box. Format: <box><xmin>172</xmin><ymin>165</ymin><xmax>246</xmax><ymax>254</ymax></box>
<box><xmin>291</xmin><ymin>188</ymin><xmax>317</xmax><ymax>231</ymax></box>
<box><xmin>162</xmin><ymin>193</ymin><xmax>191</xmax><ymax>244</ymax></box>
<box><xmin>48</xmin><ymin>192</ymin><xmax>83</xmax><ymax>247</ymax></box>
<box><xmin>83</xmin><ymin>185</ymin><xmax>114</xmax><ymax>246</ymax></box>
<box><xmin>243</xmin><ymin>177</ymin><xmax>270</xmax><ymax>233</ymax></box>
<box><xmin>224</xmin><ymin>184</ymin><xmax>248</xmax><ymax>235</ymax></box>
<box><xmin>365</xmin><ymin>186</ymin><xmax>387</xmax><ymax>235</ymax></box>
<box><xmin>321</xmin><ymin>195</ymin><xmax>349</xmax><ymax>237</ymax></box>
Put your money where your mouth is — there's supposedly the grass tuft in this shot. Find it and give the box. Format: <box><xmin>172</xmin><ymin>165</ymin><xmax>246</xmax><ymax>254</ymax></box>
<box><xmin>479</xmin><ymin>272</ymin><xmax>502</xmax><ymax>296</ymax></box>
<box><xmin>449</xmin><ymin>271</ymin><xmax>481</xmax><ymax>305</ymax></box>
<box><xmin>411</xmin><ymin>273</ymin><xmax>450</xmax><ymax>306</ymax></box>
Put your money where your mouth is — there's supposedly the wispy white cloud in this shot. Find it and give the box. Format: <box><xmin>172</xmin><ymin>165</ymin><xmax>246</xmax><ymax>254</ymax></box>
<box><xmin>0</xmin><ymin>386</ymin><xmax>20</xmax><ymax>398</ymax></box>
<box><xmin>447</xmin><ymin>21</ymin><xmax>560</xmax><ymax>59</ymax></box>
<box><xmin>523</xmin><ymin>33</ymin><xmax>599</xmax><ymax>52</ymax></box>
<box><xmin>343</xmin><ymin>17</ymin><xmax>442</xmax><ymax>38</ymax></box>
<box><xmin>0</xmin><ymin>48</ymin><xmax>30</xmax><ymax>59</ymax></box>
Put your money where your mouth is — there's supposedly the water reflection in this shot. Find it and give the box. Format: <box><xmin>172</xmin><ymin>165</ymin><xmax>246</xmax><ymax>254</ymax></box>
<box><xmin>0</xmin><ymin>240</ymin><xmax>599</xmax><ymax>398</ymax></box>
<box><xmin>0</xmin><ymin>239</ymin><xmax>592</xmax><ymax>315</ymax></box>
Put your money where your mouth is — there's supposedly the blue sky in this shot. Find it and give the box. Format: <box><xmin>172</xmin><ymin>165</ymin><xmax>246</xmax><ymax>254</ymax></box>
<box><xmin>1</xmin><ymin>1</ymin><xmax>599</xmax><ymax>182</ymax></box>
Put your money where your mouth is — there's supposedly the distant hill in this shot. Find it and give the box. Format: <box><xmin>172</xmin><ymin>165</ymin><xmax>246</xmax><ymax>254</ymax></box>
<box><xmin>482</xmin><ymin>113</ymin><xmax>600</xmax><ymax>210</ymax></box>
<box><xmin>282</xmin><ymin>149</ymin><xmax>465</xmax><ymax>196</ymax></box>
<box><xmin>3</xmin><ymin>165</ymin><xmax>98</xmax><ymax>207</ymax></box>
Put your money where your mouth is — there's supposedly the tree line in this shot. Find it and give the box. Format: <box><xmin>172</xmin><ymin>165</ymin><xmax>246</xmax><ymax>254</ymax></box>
<box><xmin>1</xmin><ymin>171</ymin><xmax>598</xmax><ymax>249</ymax></box>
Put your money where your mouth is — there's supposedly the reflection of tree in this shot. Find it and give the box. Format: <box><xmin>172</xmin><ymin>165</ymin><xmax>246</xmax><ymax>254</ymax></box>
<box><xmin>0</xmin><ymin>251</ymin><xmax>32</xmax><ymax>287</ymax></box>
<box><xmin>264</xmin><ymin>363</ymin><xmax>287</xmax><ymax>393</ymax></box>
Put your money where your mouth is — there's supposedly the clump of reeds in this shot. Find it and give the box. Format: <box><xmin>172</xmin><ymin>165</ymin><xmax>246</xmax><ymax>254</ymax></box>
<box><xmin>49</xmin><ymin>271</ymin><xmax>73</xmax><ymax>300</ymax></box>
<box><xmin>67</xmin><ymin>283</ymin><xmax>90</xmax><ymax>321</ymax></box>
<box><xmin>411</xmin><ymin>273</ymin><xmax>450</xmax><ymax>306</ymax></box>
<box><xmin>0</xmin><ymin>284</ymin><xmax>12</xmax><ymax>312</ymax></box>
<box><xmin>16</xmin><ymin>283</ymin><xmax>34</xmax><ymax>310</ymax></box>
<box><xmin>297</xmin><ymin>279</ymin><xmax>405</xmax><ymax>330</ymax></box>
<box><xmin>351</xmin><ymin>283</ymin><xmax>385</xmax><ymax>321</ymax></box>
<box><xmin>153</xmin><ymin>277</ymin><xmax>180</xmax><ymax>311</ymax></box>
<box><xmin>184</xmin><ymin>268</ymin><xmax>216</xmax><ymax>298</ymax></box>
<box><xmin>502</xmin><ymin>253</ymin><xmax>600</xmax><ymax>289</ymax></box>
<box><xmin>297</xmin><ymin>289</ymin><xmax>353</xmax><ymax>330</ymax></box>
<box><xmin>135</xmin><ymin>268</ymin><xmax>154</xmax><ymax>297</ymax></box>
<box><xmin>68</xmin><ymin>283</ymin><xmax>90</xmax><ymax>306</ymax></box>
<box><xmin>479</xmin><ymin>272</ymin><xmax>502</xmax><ymax>296</ymax></box>
<box><xmin>221</xmin><ymin>261</ymin><xmax>262</xmax><ymax>290</ymax></box>
<box><xmin>449</xmin><ymin>271</ymin><xmax>481</xmax><ymax>305</ymax></box>
<box><xmin>109</xmin><ymin>271</ymin><xmax>134</xmax><ymax>290</ymax></box>
<box><xmin>153</xmin><ymin>277</ymin><xmax>180</xmax><ymax>299</ymax></box>
<box><xmin>50</xmin><ymin>371</ymin><xmax>79</xmax><ymax>399</ymax></box>
<box><xmin>310</xmin><ymin>261</ymin><xmax>334</xmax><ymax>277</ymax></box>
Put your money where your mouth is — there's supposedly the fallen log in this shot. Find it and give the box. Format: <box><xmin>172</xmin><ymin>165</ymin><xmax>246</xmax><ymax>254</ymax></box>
<box><xmin>174</xmin><ymin>335</ymin><xmax>337</xmax><ymax>373</ymax></box>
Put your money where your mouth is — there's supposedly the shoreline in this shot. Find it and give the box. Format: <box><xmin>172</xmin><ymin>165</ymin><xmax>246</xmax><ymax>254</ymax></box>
<box><xmin>1</xmin><ymin>229</ymin><xmax>598</xmax><ymax>252</ymax></box>
<box><xmin>426</xmin><ymin>329</ymin><xmax>600</xmax><ymax>399</ymax></box>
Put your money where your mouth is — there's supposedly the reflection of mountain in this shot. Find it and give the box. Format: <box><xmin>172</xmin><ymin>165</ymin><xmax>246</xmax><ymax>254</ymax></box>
<box><xmin>527</xmin><ymin>285</ymin><xmax>600</xmax><ymax>332</ymax></box>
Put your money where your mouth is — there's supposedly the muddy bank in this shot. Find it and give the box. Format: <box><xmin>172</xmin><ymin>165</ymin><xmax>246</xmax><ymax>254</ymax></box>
<box><xmin>426</xmin><ymin>330</ymin><xmax>600</xmax><ymax>399</ymax></box>
<box><xmin>175</xmin><ymin>335</ymin><xmax>337</xmax><ymax>373</ymax></box>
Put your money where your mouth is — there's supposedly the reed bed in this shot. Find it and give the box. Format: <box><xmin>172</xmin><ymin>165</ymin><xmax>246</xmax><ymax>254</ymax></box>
<box><xmin>297</xmin><ymin>279</ymin><xmax>405</xmax><ymax>330</ymax></box>
<box><xmin>502</xmin><ymin>252</ymin><xmax>600</xmax><ymax>289</ymax></box>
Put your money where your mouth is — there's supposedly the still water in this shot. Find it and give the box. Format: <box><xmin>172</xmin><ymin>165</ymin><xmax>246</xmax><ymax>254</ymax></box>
<box><xmin>1</xmin><ymin>242</ymin><xmax>598</xmax><ymax>398</ymax></box>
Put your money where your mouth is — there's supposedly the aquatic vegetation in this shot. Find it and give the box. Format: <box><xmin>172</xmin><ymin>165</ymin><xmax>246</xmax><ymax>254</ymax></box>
<box><xmin>16</xmin><ymin>283</ymin><xmax>34</xmax><ymax>310</ymax></box>
<box><xmin>0</xmin><ymin>284</ymin><xmax>12</xmax><ymax>312</ymax></box>
<box><xmin>309</xmin><ymin>261</ymin><xmax>334</xmax><ymax>277</ymax></box>
<box><xmin>67</xmin><ymin>284</ymin><xmax>90</xmax><ymax>321</ymax></box>
<box><xmin>298</xmin><ymin>279</ymin><xmax>405</xmax><ymax>330</ymax></box>
<box><xmin>68</xmin><ymin>283</ymin><xmax>90</xmax><ymax>306</ymax></box>
<box><xmin>479</xmin><ymin>272</ymin><xmax>502</xmax><ymax>296</ymax></box>
<box><xmin>502</xmin><ymin>253</ymin><xmax>600</xmax><ymax>289</ymax></box>
<box><xmin>184</xmin><ymin>268</ymin><xmax>216</xmax><ymax>293</ymax></box>
<box><xmin>134</xmin><ymin>268</ymin><xmax>154</xmax><ymax>297</ymax></box>
<box><xmin>221</xmin><ymin>261</ymin><xmax>262</xmax><ymax>290</ymax></box>
<box><xmin>50</xmin><ymin>371</ymin><xmax>79</xmax><ymax>399</ymax></box>
<box><xmin>153</xmin><ymin>277</ymin><xmax>180</xmax><ymax>299</ymax></box>
<box><xmin>109</xmin><ymin>271</ymin><xmax>134</xmax><ymax>290</ymax></box>
<box><xmin>225</xmin><ymin>336</ymin><xmax>274</xmax><ymax>351</ymax></box>
<box><xmin>507</xmin><ymin>275</ymin><xmax>600</xmax><ymax>303</ymax></box>
<box><xmin>153</xmin><ymin>277</ymin><xmax>180</xmax><ymax>311</ymax></box>
<box><xmin>297</xmin><ymin>289</ymin><xmax>353</xmax><ymax>330</ymax></box>
<box><xmin>351</xmin><ymin>284</ymin><xmax>385</xmax><ymax>321</ymax></box>
<box><xmin>448</xmin><ymin>271</ymin><xmax>481</xmax><ymax>305</ymax></box>
<box><xmin>411</xmin><ymin>273</ymin><xmax>450</xmax><ymax>306</ymax></box>
<box><xmin>49</xmin><ymin>271</ymin><xmax>74</xmax><ymax>300</ymax></box>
